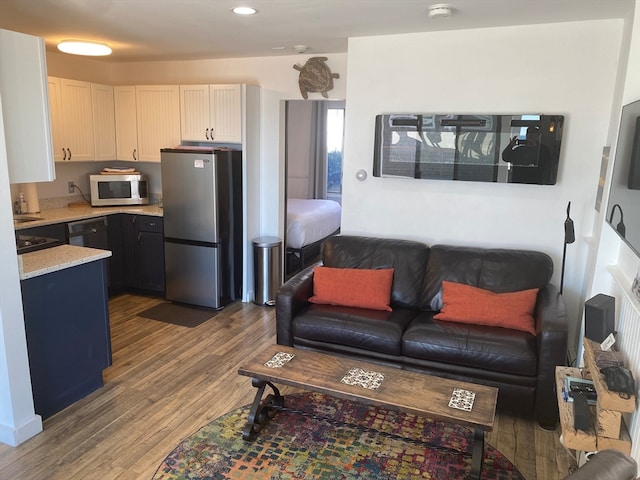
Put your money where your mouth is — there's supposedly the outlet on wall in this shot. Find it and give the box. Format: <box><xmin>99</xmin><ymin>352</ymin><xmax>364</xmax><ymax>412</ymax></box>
<box><xmin>68</xmin><ymin>181</ymin><xmax>75</xmax><ymax>194</ymax></box>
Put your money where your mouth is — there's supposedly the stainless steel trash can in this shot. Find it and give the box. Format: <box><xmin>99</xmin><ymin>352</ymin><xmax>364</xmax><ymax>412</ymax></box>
<box><xmin>252</xmin><ymin>236</ymin><xmax>282</xmax><ymax>306</ymax></box>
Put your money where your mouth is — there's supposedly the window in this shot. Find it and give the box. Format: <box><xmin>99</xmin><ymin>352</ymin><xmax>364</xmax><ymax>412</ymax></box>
<box><xmin>326</xmin><ymin>106</ymin><xmax>344</xmax><ymax>197</ymax></box>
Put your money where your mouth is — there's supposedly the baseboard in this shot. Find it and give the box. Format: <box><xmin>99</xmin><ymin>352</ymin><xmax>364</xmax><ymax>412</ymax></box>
<box><xmin>0</xmin><ymin>414</ymin><xmax>42</xmax><ymax>446</ymax></box>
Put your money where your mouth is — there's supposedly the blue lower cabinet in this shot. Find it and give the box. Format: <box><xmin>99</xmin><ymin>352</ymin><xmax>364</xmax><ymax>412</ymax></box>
<box><xmin>21</xmin><ymin>259</ymin><xmax>111</xmax><ymax>419</ymax></box>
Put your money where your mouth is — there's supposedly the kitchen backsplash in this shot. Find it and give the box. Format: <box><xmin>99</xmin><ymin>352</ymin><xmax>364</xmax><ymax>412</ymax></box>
<box><xmin>10</xmin><ymin>161</ymin><xmax>162</xmax><ymax>212</ymax></box>
<box><xmin>38</xmin><ymin>195</ymin><xmax>86</xmax><ymax>210</ymax></box>
<box><xmin>11</xmin><ymin>191</ymin><xmax>161</xmax><ymax>213</ymax></box>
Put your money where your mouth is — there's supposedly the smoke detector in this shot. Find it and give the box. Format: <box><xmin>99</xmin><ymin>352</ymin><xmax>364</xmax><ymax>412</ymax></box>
<box><xmin>293</xmin><ymin>45</ymin><xmax>309</xmax><ymax>54</ymax></box>
<box><xmin>428</xmin><ymin>3</ymin><xmax>453</xmax><ymax>18</ymax></box>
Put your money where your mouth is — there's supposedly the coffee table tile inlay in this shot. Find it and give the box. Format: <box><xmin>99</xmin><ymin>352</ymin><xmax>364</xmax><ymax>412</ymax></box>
<box><xmin>341</xmin><ymin>367</ymin><xmax>384</xmax><ymax>390</ymax></box>
<box><xmin>238</xmin><ymin>345</ymin><xmax>498</xmax><ymax>480</ymax></box>
<box><xmin>264</xmin><ymin>351</ymin><xmax>295</xmax><ymax>368</ymax></box>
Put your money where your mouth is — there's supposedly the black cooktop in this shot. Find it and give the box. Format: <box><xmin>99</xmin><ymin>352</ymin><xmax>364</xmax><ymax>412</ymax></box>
<box><xmin>16</xmin><ymin>235</ymin><xmax>63</xmax><ymax>254</ymax></box>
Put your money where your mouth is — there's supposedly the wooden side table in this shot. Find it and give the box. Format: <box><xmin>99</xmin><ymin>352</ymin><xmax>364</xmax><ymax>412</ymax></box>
<box><xmin>555</xmin><ymin>338</ymin><xmax>634</xmax><ymax>455</ymax></box>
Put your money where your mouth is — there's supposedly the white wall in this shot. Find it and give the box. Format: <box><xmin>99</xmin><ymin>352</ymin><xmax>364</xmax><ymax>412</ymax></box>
<box><xmin>111</xmin><ymin>54</ymin><xmax>347</xmax><ymax>97</ymax></box>
<box><xmin>46</xmin><ymin>53</ymin><xmax>112</xmax><ymax>83</ymax></box>
<box><xmin>342</xmin><ymin>20</ymin><xmax>624</xmax><ymax>350</ymax></box>
<box><xmin>0</xmin><ymin>94</ymin><xmax>43</xmax><ymax>445</ymax></box>
<box><xmin>588</xmin><ymin>2</ymin><xmax>640</xmax><ymax>332</ymax></box>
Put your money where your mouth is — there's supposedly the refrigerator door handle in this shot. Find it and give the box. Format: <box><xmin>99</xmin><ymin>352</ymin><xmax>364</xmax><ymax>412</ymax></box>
<box><xmin>164</xmin><ymin>236</ymin><xmax>218</xmax><ymax>248</ymax></box>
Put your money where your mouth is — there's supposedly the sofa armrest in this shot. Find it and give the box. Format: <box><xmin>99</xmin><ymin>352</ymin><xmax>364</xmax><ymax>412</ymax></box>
<box><xmin>534</xmin><ymin>284</ymin><xmax>568</xmax><ymax>428</ymax></box>
<box><xmin>275</xmin><ymin>264</ymin><xmax>316</xmax><ymax>346</ymax></box>
<box><xmin>563</xmin><ymin>450</ymin><xmax>637</xmax><ymax>480</ymax></box>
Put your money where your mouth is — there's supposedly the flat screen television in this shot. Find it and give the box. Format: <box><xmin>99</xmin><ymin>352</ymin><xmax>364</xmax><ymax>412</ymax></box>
<box><xmin>607</xmin><ymin>99</ymin><xmax>640</xmax><ymax>255</ymax></box>
<box><xmin>627</xmin><ymin>116</ymin><xmax>640</xmax><ymax>190</ymax></box>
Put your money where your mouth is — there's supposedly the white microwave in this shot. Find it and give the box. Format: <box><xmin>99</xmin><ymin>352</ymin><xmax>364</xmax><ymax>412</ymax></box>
<box><xmin>89</xmin><ymin>174</ymin><xmax>149</xmax><ymax>206</ymax></box>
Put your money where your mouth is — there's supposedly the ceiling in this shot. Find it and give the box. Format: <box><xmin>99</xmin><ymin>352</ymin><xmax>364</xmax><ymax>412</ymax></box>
<box><xmin>0</xmin><ymin>0</ymin><xmax>634</xmax><ymax>63</ymax></box>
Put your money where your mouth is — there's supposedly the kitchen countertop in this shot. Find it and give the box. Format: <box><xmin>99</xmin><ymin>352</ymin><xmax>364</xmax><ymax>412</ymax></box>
<box><xmin>18</xmin><ymin>245</ymin><xmax>112</xmax><ymax>280</ymax></box>
<box><xmin>15</xmin><ymin>203</ymin><xmax>161</xmax><ymax>279</ymax></box>
<box><xmin>14</xmin><ymin>203</ymin><xmax>163</xmax><ymax>230</ymax></box>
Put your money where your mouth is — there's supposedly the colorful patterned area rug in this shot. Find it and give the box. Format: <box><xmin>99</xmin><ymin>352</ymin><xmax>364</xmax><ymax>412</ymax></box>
<box><xmin>153</xmin><ymin>392</ymin><xmax>524</xmax><ymax>479</ymax></box>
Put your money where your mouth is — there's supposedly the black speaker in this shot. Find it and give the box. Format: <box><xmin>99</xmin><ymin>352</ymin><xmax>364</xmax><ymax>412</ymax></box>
<box><xmin>584</xmin><ymin>294</ymin><xmax>615</xmax><ymax>343</ymax></box>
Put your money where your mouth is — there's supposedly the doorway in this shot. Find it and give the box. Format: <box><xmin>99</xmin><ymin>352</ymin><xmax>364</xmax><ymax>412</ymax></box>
<box><xmin>284</xmin><ymin>99</ymin><xmax>345</xmax><ymax>276</ymax></box>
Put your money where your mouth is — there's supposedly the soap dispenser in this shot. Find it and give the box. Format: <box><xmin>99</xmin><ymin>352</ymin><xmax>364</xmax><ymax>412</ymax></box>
<box><xmin>18</xmin><ymin>192</ymin><xmax>28</xmax><ymax>214</ymax></box>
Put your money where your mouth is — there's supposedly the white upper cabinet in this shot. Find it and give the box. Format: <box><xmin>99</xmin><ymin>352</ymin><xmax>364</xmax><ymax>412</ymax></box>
<box><xmin>114</xmin><ymin>86</ymin><xmax>139</xmax><ymax>161</ymax></box>
<box><xmin>49</xmin><ymin>77</ymin><xmax>95</xmax><ymax>162</ymax></box>
<box><xmin>136</xmin><ymin>85</ymin><xmax>181</xmax><ymax>162</ymax></box>
<box><xmin>180</xmin><ymin>84</ymin><xmax>242</xmax><ymax>143</ymax></box>
<box><xmin>91</xmin><ymin>83</ymin><xmax>116</xmax><ymax>161</ymax></box>
<box><xmin>0</xmin><ymin>29</ymin><xmax>55</xmax><ymax>182</ymax></box>
<box><xmin>180</xmin><ymin>85</ymin><xmax>210</xmax><ymax>142</ymax></box>
<box><xmin>211</xmin><ymin>85</ymin><xmax>242</xmax><ymax>143</ymax></box>
<box><xmin>47</xmin><ymin>77</ymin><xmax>64</xmax><ymax>162</ymax></box>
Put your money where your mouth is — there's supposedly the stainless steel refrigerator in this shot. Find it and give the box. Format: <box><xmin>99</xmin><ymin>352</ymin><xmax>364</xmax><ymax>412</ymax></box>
<box><xmin>160</xmin><ymin>147</ymin><xmax>242</xmax><ymax>308</ymax></box>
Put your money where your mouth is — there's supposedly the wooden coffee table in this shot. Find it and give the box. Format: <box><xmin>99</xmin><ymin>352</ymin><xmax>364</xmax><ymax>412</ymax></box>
<box><xmin>238</xmin><ymin>345</ymin><xmax>498</xmax><ymax>480</ymax></box>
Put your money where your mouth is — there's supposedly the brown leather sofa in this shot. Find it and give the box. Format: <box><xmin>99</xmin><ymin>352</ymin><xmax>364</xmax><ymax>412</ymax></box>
<box><xmin>276</xmin><ymin>235</ymin><xmax>568</xmax><ymax>428</ymax></box>
<box><xmin>563</xmin><ymin>450</ymin><xmax>637</xmax><ymax>479</ymax></box>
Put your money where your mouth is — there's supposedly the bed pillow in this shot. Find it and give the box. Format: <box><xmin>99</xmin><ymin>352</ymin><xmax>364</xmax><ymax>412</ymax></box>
<box><xmin>309</xmin><ymin>266</ymin><xmax>394</xmax><ymax>311</ymax></box>
<box><xmin>433</xmin><ymin>281</ymin><xmax>538</xmax><ymax>335</ymax></box>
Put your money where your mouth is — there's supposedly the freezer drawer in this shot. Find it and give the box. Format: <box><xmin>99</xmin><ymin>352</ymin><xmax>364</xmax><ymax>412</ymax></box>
<box><xmin>164</xmin><ymin>241</ymin><xmax>221</xmax><ymax>309</ymax></box>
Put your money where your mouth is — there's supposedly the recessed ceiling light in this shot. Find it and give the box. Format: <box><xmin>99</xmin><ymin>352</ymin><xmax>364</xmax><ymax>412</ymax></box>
<box><xmin>232</xmin><ymin>6</ymin><xmax>258</xmax><ymax>15</ymax></box>
<box><xmin>57</xmin><ymin>40</ymin><xmax>112</xmax><ymax>56</ymax></box>
<box><xmin>428</xmin><ymin>3</ymin><xmax>453</xmax><ymax>18</ymax></box>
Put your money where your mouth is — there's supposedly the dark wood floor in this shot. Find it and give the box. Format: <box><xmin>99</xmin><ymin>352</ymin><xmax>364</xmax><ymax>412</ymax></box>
<box><xmin>0</xmin><ymin>293</ymin><xmax>575</xmax><ymax>479</ymax></box>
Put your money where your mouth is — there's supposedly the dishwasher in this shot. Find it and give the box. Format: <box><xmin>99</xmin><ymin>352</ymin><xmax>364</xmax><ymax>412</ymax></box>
<box><xmin>67</xmin><ymin>217</ymin><xmax>109</xmax><ymax>249</ymax></box>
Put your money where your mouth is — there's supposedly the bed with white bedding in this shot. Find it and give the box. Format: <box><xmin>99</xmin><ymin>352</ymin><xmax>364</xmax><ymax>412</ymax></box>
<box><xmin>286</xmin><ymin>198</ymin><xmax>341</xmax><ymax>274</ymax></box>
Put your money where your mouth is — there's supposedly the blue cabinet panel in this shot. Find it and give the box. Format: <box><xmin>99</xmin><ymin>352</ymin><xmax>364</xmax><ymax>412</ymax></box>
<box><xmin>21</xmin><ymin>259</ymin><xmax>111</xmax><ymax>419</ymax></box>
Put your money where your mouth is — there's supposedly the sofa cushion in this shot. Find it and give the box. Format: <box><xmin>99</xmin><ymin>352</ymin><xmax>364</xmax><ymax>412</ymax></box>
<box><xmin>309</xmin><ymin>266</ymin><xmax>394</xmax><ymax>311</ymax></box>
<box><xmin>420</xmin><ymin>245</ymin><xmax>553</xmax><ymax>311</ymax></box>
<box><xmin>292</xmin><ymin>304</ymin><xmax>418</xmax><ymax>356</ymax></box>
<box><xmin>402</xmin><ymin>312</ymin><xmax>538</xmax><ymax>376</ymax></box>
<box><xmin>434</xmin><ymin>281</ymin><xmax>538</xmax><ymax>335</ymax></box>
<box><xmin>322</xmin><ymin>235</ymin><xmax>429</xmax><ymax>309</ymax></box>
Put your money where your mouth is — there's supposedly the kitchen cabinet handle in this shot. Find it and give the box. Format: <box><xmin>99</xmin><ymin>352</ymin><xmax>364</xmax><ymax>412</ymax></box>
<box><xmin>205</xmin><ymin>128</ymin><xmax>210</xmax><ymax>140</ymax></box>
<box><xmin>62</xmin><ymin>148</ymin><xmax>67</xmax><ymax>161</ymax></box>
<box><xmin>210</xmin><ymin>128</ymin><xmax>215</xmax><ymax>140</ymax></box>
<box><xmin>133</xmin><ymin>148</ymin><xmax>137</xmax><ymax>161</ymax></box>
<box><xmin>67</xmin><ymin>148</ymin><xmax>71</xmax><ymax>160</ymax></box>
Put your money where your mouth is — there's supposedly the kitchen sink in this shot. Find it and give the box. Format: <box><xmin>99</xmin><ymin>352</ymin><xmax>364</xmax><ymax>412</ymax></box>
<box><xmin>13</xmin><ymin>215</ymin><xmax>44</xmax><ymax>225</ymax></box>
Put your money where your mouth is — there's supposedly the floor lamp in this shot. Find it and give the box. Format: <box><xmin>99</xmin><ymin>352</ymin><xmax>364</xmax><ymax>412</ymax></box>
<box><xmin>560</xmin><ymin>201</ymin><xmax>575</xmax><ymax>295</ymax></box>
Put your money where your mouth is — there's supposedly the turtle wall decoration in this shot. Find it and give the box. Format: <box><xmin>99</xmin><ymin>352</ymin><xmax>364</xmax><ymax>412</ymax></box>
<box><xmin>293</xmin><ymin>57</ymin><xmax>340</xmax><ymax>100</ymax></box>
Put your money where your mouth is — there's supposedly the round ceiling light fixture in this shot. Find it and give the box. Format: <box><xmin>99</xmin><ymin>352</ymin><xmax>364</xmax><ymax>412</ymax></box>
<box><xmin>427</xmin><ymin>3</ymin><xmax>453</xmax><ymax>18</ymax></box>
<box><xmin>293</xmin><ymin>44</ymin><xmax>309</xmax><ymax>54</ymax></box>
<box><xmin>232</xmin><ymin>6</ymin><xmax>258</xmax><ymax>15</ymax></box>
<box><xmin>57</xmin><ymin>40</ymin><xmax>112</xmax><ymax>56</ymax></box>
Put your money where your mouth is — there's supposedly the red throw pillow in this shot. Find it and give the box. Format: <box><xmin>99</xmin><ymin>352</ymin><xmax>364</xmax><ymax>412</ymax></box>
<box><xmin>309</xmin><ymin>266</ymin><xmax>394</xmax><ymax>311</ymax></box>
<box><xmin>434</xmin><ymin>281</ymin><xmax>538</xmax><ymax>335</ymax></box>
